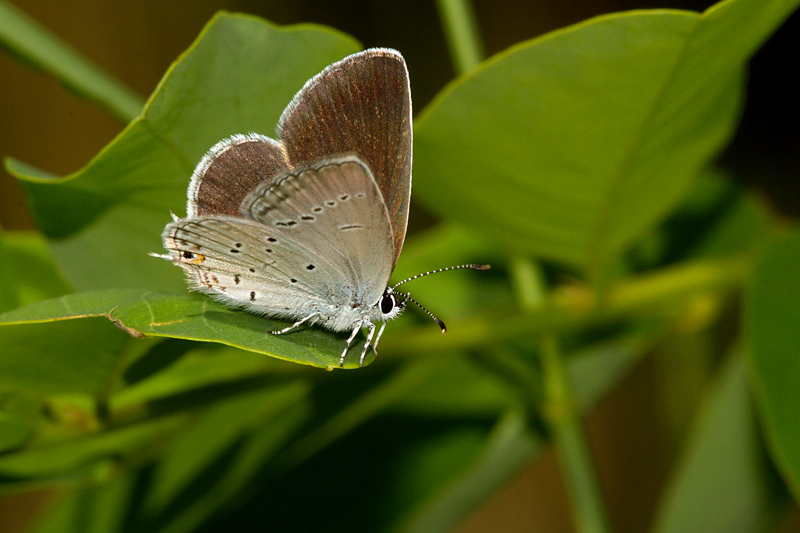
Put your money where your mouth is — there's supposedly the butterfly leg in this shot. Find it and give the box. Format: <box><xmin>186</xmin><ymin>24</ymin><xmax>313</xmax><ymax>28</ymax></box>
<box><xmin>269</xmin><ymin>312</ymin><xmax>318</xmax><ymax>335</ymax></box>
<box><xmin>339</xmin><ymin>320</ymin><xmax>365</xmax><ymax>367</ymax></box>
<box><xmin>371</xmin><ymin>321</ymin><xmax>388</xmax><ymax>355</ymax></box>
<box><xmin>359</xmin><ymin>321</ymin><xmax>377</xmax><ymax>368</ymax></box>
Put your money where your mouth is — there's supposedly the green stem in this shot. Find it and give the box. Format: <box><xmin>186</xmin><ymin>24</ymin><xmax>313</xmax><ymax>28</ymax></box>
<box><xmin>542</xmin><ymin>335</ymin><xmax>612</xmax><ymax>533</ymax></box>
<box><xmin>0</xmin><ymin>0</ymin><xmax>144</xmax><ymax>122</ymax></box>
<box><xmin>385</xmin><ymin>255</ymin><xmax>750</xmax><ymax>356</ymax></box>
<box><xmin>510</xmin><ymin>256</ymin><xmax>547</xmax><ymax>310</ymax></box>
<box><xmin>435</xmin><ymin>0</ymin><xmax>485</xmax><ymax>74</ymax></box>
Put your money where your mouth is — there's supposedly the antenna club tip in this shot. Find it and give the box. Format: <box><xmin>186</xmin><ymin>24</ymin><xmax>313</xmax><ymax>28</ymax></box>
<box><xmin>476</xmin><ymin>264</ymin><xmax>491</xmax><ymax>270</ymax></box>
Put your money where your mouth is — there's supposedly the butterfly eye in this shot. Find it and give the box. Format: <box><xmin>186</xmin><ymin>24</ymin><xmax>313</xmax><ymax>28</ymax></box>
<box><xmin>380</xmin><ymin>293</ymin><xmax>397</xmax><ymax>315</ymax></box>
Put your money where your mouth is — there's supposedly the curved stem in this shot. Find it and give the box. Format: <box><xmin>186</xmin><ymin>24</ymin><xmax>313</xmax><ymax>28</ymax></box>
<box><xmin>542</xmin><ymin>334</ymin><xmax>612</xmax><ymax>533</ymax></box>
<box><xmin>385</xmin><ymin>255</ymin><xmax>750</xmax><ymax>357</ymax></box>
<box><xmin>435</xmin><ymin>0</ymin><xmax>485</xmax><ymax>74</ymax></box>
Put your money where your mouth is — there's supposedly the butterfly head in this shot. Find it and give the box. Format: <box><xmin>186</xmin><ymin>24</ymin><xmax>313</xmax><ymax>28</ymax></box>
<box><xmin>377</xmin><ymin>287</ymin><xmax>406</xmax><ymax>322</ymax></box>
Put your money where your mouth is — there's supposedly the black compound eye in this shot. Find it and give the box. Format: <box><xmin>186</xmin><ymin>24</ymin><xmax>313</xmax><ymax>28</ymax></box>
<box><xmin>380</xmin><ymin>293</ymin><xmax>396</xmax><ymax>315</ymax></box>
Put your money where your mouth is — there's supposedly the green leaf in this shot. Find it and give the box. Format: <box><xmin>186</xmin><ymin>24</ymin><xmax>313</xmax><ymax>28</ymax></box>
<box><xmin>369</xmin><ymin>341</ymin><xmax>641</xmax><ymax>532</ymax></box>
<box><xmin>0</xmin><ymin>392</ymin><xmax>39</xmax><ymax>452</ymax></box>
<box><xmin>392</xmin><ymin>410</ymin><xmax>539</xmax><ymax>532</ymax></box>
<box><xmin>676</xmin><ymin>172</ymin><xmax>773</xmax><ymax>260</ymax></box>
<box><xmin>112</xmin><ymin>344</ymin><xmax>294</xmax><ymax>407</ymax></box>
<box><xmin>0</xmin><ymin>289</ymin><xmax>371</xmax><ymax>369</ymax></box>
<box><xmin>142</xmin><ymin>382</ymin><xmax>309</xmax><ymax>515</ymax></box>
<box><xmin>0</xmin><ymin>414</ymin><xmax>185</xmax><ymax>477</ymax></box>
<box><xmin>29</xmin><ymin>473</ymin><xmax>137</xmax><ymax>533</ymax></box>
<box><xmin>747</xmin><ymin>229</ymin><xmax>800</xmax><ymax>503</ymax></box>
<box><xmin>413</xmin><ymin>0</ymin><xmax>798</xmax><ymax>276</ymax></box>
<box><xmin>1</xmin><ymin>231</ymin><xmax>72</xmax><ymax>307</ymax></box>
<box><xmin>387</xmin><ymin>355</ymin><xmax>521</xmax><ymax>418</ymax></box>
<box><xmin>652</xmin><ymin>350</ymin><xmax>775</xmax><ymax>533</ymax></box>
<box><xmin>147</xmin><ymin>398</ymin><xmax>310</xmax><ymax>533</ymax></box>
<box><xmin>627</xmin><ymin>170</ymin><xmax>774</xmax><ymax>270</ymax></box>
<box><xmin>0</xmin><ymin>231</ymin><xmax>15</xmax><ymax>313</ymax></box>
<box><xmin>11</xmin><ymin>12</ymin><xmax>360</xmax><ymax>293</ymax></box>
<box><xmin>0</xmin><ymin>317</ymin><xmax>130</xmax><ymax>395</ymax></box>
<box><xmin>0</xmin><ymin>0</ymin><xmax>144</xmax><ymax>122</ymax></box>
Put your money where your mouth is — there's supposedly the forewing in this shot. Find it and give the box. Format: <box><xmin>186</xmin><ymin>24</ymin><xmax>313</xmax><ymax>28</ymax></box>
<box><xmin>241</xmin><ymin>156</ymin><xmax>395</xmax><ymax>309</ymax></box>
<box><xmin>188</xmin><ymin>134</ymin><xmax>290</xmax><ymax>218</ymax></box>
<box><xmin>277</xmin><ymin>49</ymin><xmax>412</xmax><ymax>265</ymax></box>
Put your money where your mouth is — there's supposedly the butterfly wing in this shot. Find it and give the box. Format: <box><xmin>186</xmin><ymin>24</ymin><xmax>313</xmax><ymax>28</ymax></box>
<box><xmin>162</xmin><ymin>216</ymin><xmax>330</xmax><ymax>321</ymax></box>
<box><xmin>162</xmin><ymin>157</ymin><xmax>395</xmax><ymax>332</ymax></box>
<box><xmin>187</xmin><ymin>133</ymin><xmax>290</xmax><ymax>218</ymax></box>
<box><xmin>277</xmin><ymin>48</ymin><xmax>412</xmax><ymax>267</ymax></box>
<box><xmin>241</xmin><ymin>156</ymin><xmax>395</xmax><ymax>319</ymax></box>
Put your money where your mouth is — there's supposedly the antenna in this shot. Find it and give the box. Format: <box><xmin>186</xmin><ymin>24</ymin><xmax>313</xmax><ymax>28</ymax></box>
<box><xmin>399</xmin><ymin>292</ymin><xmax>447</xmax><ymax>333</ymax></box>
<box><xmin>392</xmin><ymin>264</ymin><xmax>490</xmax><ymax>289</ymax></box>
<box><xmin>392</xmin><ymin>263</ymin><xmax>490</xmax><ymax>333</ymax></box>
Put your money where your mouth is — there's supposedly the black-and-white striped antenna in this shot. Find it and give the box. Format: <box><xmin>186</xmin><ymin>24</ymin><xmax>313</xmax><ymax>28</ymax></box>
<box><xmin>398</xmin><ymin>292</ymin><xmax>447</xmax><ymax>333</ymax></box>
<box><xmin>392</xmin><ymin>264</ymin><xmax>490</xmax><ymax>289</ymax></box>
<box><xmin>392</xmin><ymin>264</ymin><xmax>490</xmax><ymax>334</ymax></box>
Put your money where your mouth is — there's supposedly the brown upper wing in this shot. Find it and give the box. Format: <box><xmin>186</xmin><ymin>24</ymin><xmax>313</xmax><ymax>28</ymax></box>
<box><xmin>188</xmin><ymin>134</ymin><xmax>290</xmax><ymax>218</ymax></box>
<box><xmin>277</xmin><ymin>48</ymin><xmax>412</xmax><ymax>267</ymax></box>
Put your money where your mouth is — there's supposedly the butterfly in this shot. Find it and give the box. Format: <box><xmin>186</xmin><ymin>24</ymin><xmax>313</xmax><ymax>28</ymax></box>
<box><xmin>153</xmin><ymin>48</ymin><xmax>488</xmax><ymax>367</ymax></box>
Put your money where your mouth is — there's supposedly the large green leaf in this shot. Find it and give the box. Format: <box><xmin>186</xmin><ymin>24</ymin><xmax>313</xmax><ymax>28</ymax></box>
<box><xmin>0</xmin><ymin>289</ymin><xmax>371</xmax><ymax>369</ymax></box>
<box><xmin>2</xmin><ymin>231</ymin><xmax>72</xmax><ymax>307</ymax></box>
<box><xmin>0</xmin><ymin>316</ymin><xmax>130</xmax><ymax>395</ymax></box>
<box><xmin>0</xmin><ymin>232</ymin><xmax>117</xmax><ymax>395</ymax></box>
<box><xmin>413</xmin><ymin>0</ymin><xmax>798</xmax><ymax>276</ymax></box>
<box><xmin>9</xmin><ymin>12</ymin><xmax>360</xmax><ymax>293</ymax></box>
<box><xmin>747</xmin><ymin>229</ymin><xmax>800</xmax><ymax>503</ymax></box>
<box><xmin>0</xmin><ymin>219</ymin><xmax>500</xmax><ymax>371</ymax></box>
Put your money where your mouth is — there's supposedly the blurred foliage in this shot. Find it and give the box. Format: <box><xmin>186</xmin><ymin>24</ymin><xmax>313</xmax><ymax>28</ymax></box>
<box><xmin>1</xmin><ymin>0</ymin><xmax>799</xmax><ymax>531</ymax></box>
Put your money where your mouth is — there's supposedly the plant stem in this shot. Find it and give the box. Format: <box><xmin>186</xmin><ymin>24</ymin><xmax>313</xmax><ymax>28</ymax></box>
<box><xmin>386</xmin><ymin>255</ymin><xmax>750</xmax><ymax>356</ymax></box>
<box><xmin>435</xmin><ymin>0</ymin><xmax>485</xmax><ymax>74</ymax></box>
<box><xmin>510</xmin><ymin>256</ymin><xmax>547</xmax><ymax>310</ymax></box>
<box><xmin>542</xmin><ymin>334</ymin><xmax>612</xmax><ymax>533</ymax></box>
<box><xmin>499</xmin><ymin>177</ymin><xmax>613</xmax><ymax>531</ymax></box>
